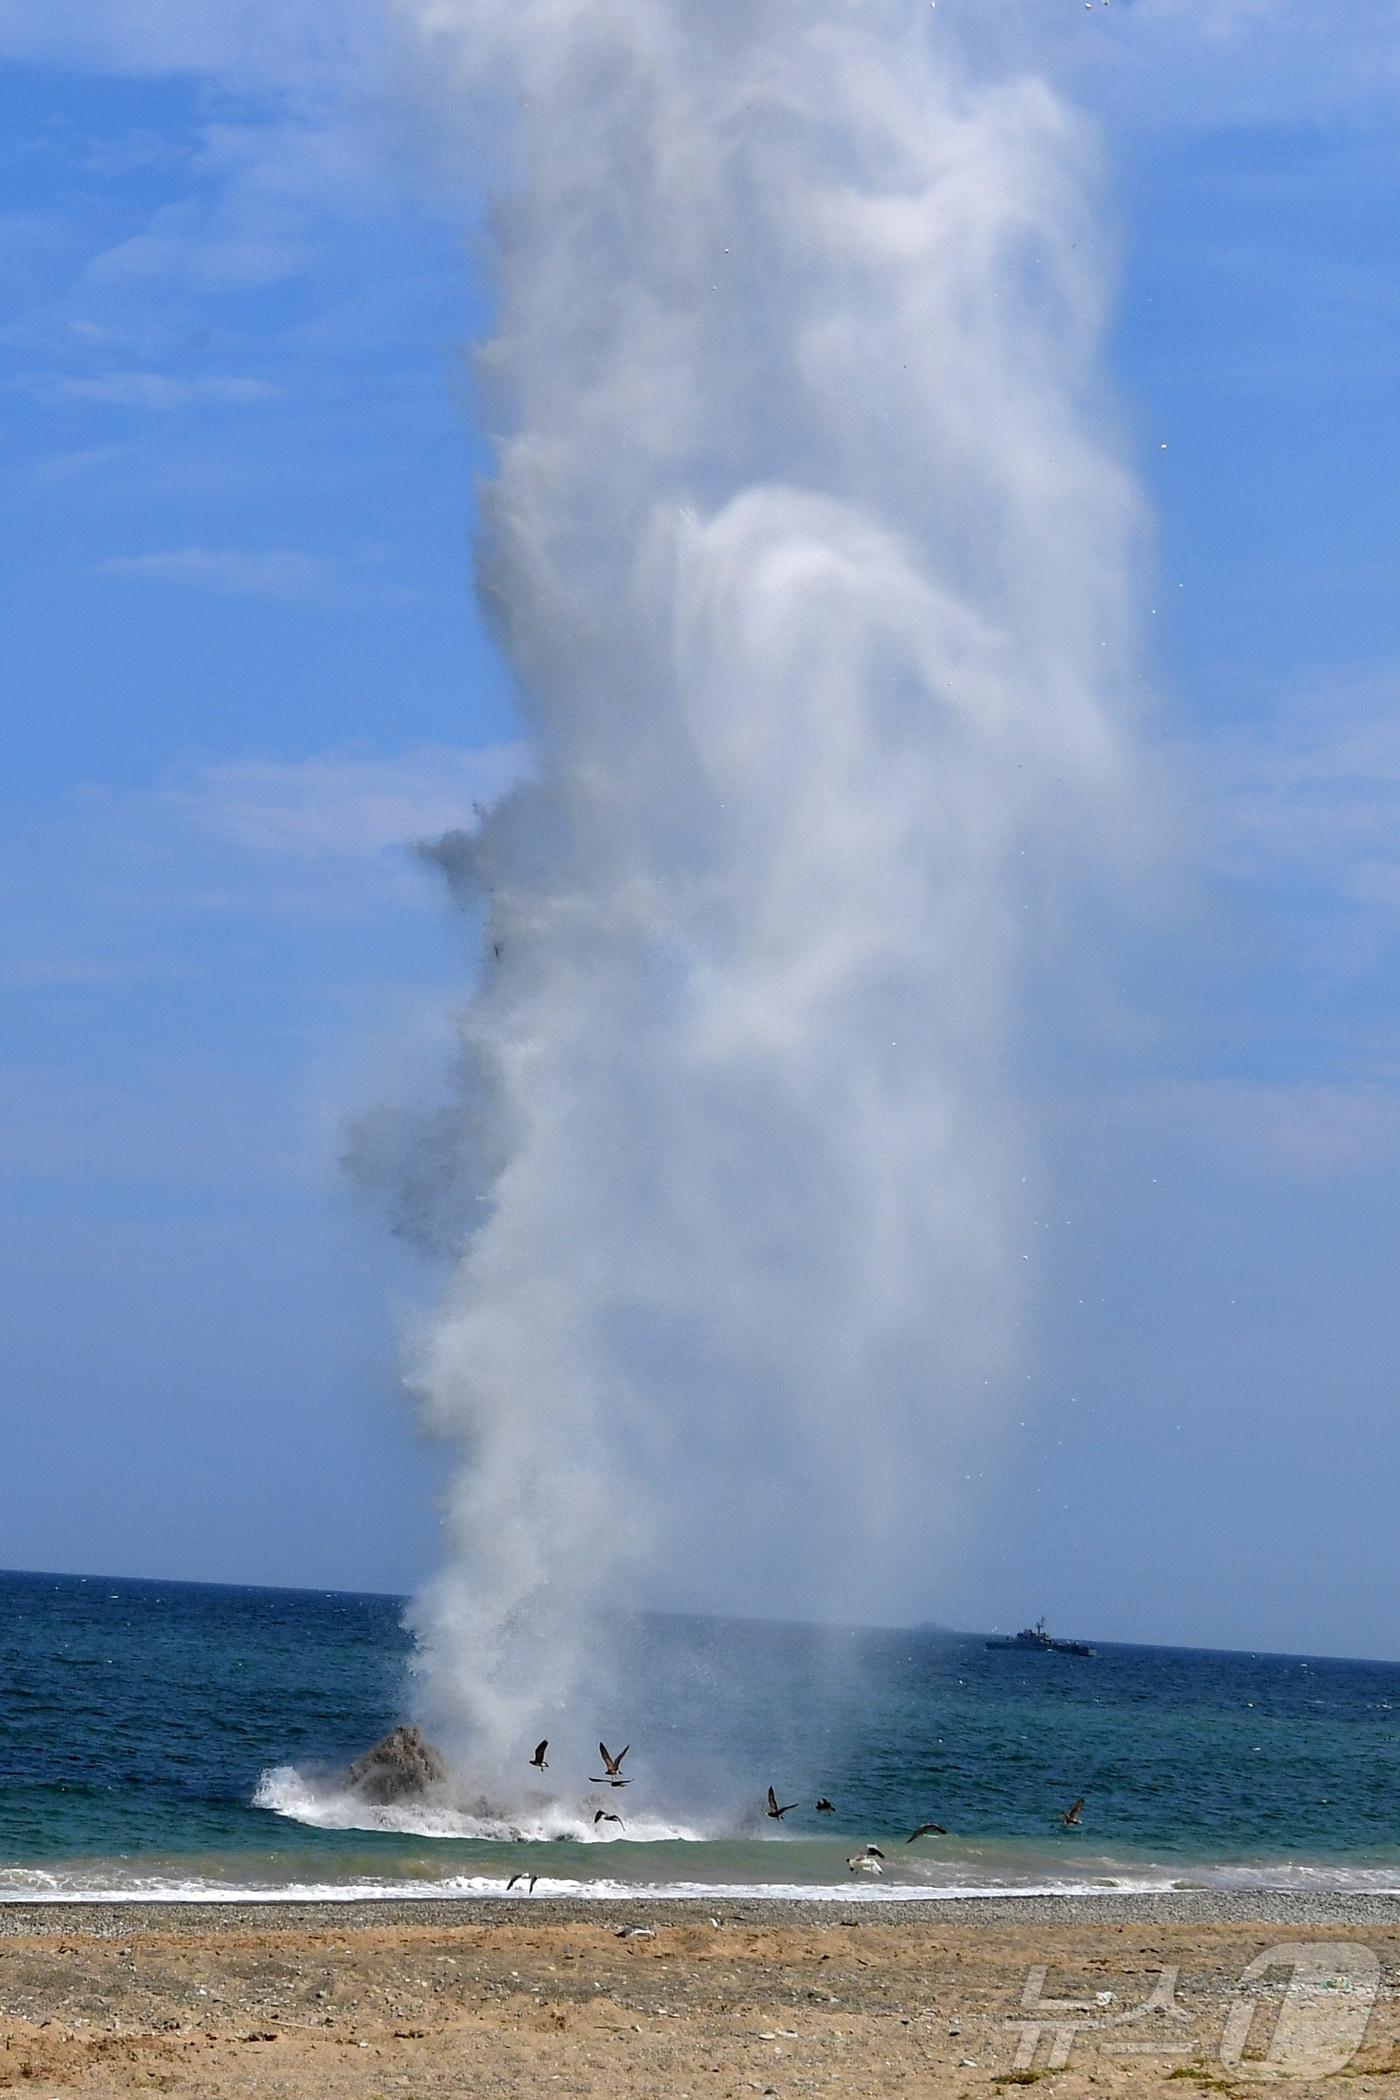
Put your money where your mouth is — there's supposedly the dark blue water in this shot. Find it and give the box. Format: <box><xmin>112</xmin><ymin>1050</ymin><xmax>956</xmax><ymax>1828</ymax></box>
<box><xmin>4</xmin><ymin>1568</ymin><xmax>1400</xmax><ymax>1900</ymax></box>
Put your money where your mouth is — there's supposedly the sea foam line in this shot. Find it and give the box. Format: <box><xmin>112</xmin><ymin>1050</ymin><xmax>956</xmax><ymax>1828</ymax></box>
<box><xmin>5</xmin><ymin>1881</ymin><xmax>1393</xmax><ymax>1915</ymax></box>
<box><xmin>253</xmin><ymin>1764</ymin><xmax>707</xmax><ymax>1844</ymax></box>
<box><xmin>0</xmin><ymin>1874</ymin><xmax>1173</xmax><ymax>1905</ymax></box>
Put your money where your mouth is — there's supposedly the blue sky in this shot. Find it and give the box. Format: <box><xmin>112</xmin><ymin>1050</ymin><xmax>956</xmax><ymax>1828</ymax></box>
<box><xmin>2</xmin><ymin>0</ymin><xmax>1399</xmax><ymax>1656</ymax></box>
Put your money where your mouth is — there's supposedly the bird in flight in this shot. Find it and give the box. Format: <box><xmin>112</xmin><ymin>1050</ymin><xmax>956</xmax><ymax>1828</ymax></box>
<box><xmin>506</xmin><ymin>1872</ymin><xmax>538</xmax><ymax>1893</ymax></box>
<box><xmin>1061</xmin><ymin>1796</ymin><xmax>1086</xmax><ymax>1827</ymax></box>
<box><xmin>592</xmin><ymin>1742</ymin><xmax>632</xmax><ymax>1786</ymax></box>
<box><xmin>766</xmin><ymin>1787</ymin><xmax>799</xmax><ymax>1820</ymax></box>
<box><xmin>815</xmin><ymin>1798</ymin><xmax>835</xmax><ymax>1814</ymax></box>
<box><xmin>594</xmin><ymin>1809</ymin><xmax>626</xmax><ymax>1829</ymax></box>
<box><xmin>906</xmin><ymin>1822</ymin><xmax>949</xmax><ymax>1843</ymax></box>
<box><xmin>847</xmin><ymin>1847</ymin><xmax>884</xmax><ymax>1875</ymax></box>
<box><xmin>529</xmin><ymin>1740</ymin><xmax>549</xmax><ymax>1771</ymax></box>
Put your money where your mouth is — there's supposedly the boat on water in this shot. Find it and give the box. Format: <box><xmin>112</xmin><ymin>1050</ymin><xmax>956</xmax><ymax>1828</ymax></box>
<box><xmin>986</xmin><ymin>1617</ymin><xmax>1095</xmax><ymax>1658</ymax></box>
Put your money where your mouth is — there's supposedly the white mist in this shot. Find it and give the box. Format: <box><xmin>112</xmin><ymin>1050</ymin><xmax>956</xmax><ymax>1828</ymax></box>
<box><xmin>396</xmin><ymin>0</ymin><xmax>1148</xmax><ymax>1786</ymax></box>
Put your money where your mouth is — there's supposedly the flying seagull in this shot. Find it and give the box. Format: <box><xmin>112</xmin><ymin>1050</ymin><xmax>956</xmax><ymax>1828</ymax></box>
<box><xmin>506</xmin><ymin>1872</ymin><xmax>538</xmax><ymax>1893</ymax></box>
<box><xmin>906</xmin><ymin>1822</ymin><xmax>949</xmax><ymax>1843</ymax></box>
<box><xmin>766</xmin><ymin>1787</ymin><xmax>798</xmax><ymax>1820</ymax></box>
<box><xmin>1061</xmin><ymin>1796</ymin><xmax>1086</xmax><ymax>1828</ymax></box>
<box><xmin>594</xmin><ymin>1809</ymin><xmax>626</xmax><ymax>1828</ymax></box>
<box><xmin>815</xmin><ymin>1798</ymin><xmax>835</xmax><ymax>1814</ymax></box>
<box><xmin>847</xmin><ymin>1847</ymin><xmax>884</xmax><ymax>1875</ymax></box>
<box><xmin>529</xmin><ymin>1739</ymin><xmax>549</xmax><ymax>1770</ymax></box>
<box><xmin>591</xmin><ymin>1742</ymin><xmax>632</xmax><ymax>1786</ymax></box>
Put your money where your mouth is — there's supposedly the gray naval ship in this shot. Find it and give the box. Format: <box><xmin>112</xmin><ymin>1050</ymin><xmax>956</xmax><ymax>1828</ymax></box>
<box><xmin>985</xmin><ymin>1617</ymin><xmax>1095</xmax><ymax>1658</ymax></box>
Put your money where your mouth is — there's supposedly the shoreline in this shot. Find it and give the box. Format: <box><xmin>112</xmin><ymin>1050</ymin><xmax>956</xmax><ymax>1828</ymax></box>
<box><xmin>6</xmin><ymin>1885</ymin><xmax>1400</xmax><ymax>1934</ymax></box>
<box><xmin>7</xmin><ymin>1889</ymin><xmax>1400</xmax><ymax>2095</ymax></box>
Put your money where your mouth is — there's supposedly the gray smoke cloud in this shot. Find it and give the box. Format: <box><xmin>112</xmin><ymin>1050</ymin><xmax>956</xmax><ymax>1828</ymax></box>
<box><xmin>394</xmin><ymin>0</ymin><xmax>1150</xmax><ymax>1781</ymax></box>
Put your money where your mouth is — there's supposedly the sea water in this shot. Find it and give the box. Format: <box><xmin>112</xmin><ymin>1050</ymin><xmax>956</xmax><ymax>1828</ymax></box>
<box><xmin>3</xmin><ymin>1567</ymin><xmax>1399</xmax><ymax>1902</ymax></box>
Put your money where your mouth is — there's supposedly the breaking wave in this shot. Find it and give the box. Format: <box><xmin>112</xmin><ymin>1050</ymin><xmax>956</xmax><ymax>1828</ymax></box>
<box><xmin>6</xmin><ymin>1858</ymin><xmax>1400</xmax><ymax>1905</ymax></box>
<box><xmin>253</xmin><ymin>1764</ymin><xmax>708</xmax><ymax>1844</ymax></box>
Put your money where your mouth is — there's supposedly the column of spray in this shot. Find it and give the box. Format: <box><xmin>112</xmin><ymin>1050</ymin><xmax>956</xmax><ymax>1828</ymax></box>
<box><xmin>399</xmin><ymin>0</ymin><xmax>1146</xmax><ymax>1791</ymax></box>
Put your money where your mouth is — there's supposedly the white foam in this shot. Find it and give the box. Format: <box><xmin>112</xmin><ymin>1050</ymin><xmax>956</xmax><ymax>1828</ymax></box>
<box><xmin>0</xmin><ymin>1868</ymin><xmax>63</xmax><ymax>1893</ymax></box>
<box><xmin>7</xmin><ymin>1858</ymin><xmax>1398</xmax><ymax>1907</ymax></box>
<box><xmin>1168</xmin><ymin>1860</ymin><xmax>1400</xmax><ymax>1895</ymax></box>
<box><xmin>0</xmin><ymin>1871</ymin><xmax>1169</xmax><ymax>1905</ymax></box>
<box><xmin>252</xmin><ymin>1765</ymin><xmax>706</xmax><ymax>1844</ymax></box>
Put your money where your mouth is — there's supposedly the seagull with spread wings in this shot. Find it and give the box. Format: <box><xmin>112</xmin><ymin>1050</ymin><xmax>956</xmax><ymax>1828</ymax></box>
<box><xmin>906</xmin><ymin>1821</ymin><xmax>949</xmax><ymax>1843</ymax></box>
<box><xmin>591</xmin><ymin>1742</ymin><xmax>632</xmax><ymax>1786</ymax></box>
<box><xmin>1060</xmin><ymin>1796</ymin><xmax>1086</xmax><ymax>1828</ymax></box>
<box><xmin>766</xmin><ymin>1787</ymin><xmax>798</xmax><ymax>1820</ymax></box>
<box><xmin>529</xmin><ymin>1739</ymin><xmax>548</xmax><ymax>1771</ymax></box>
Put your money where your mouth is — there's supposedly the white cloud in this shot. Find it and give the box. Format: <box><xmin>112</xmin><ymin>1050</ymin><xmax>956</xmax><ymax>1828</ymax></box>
<box><xmin>0</xmin><ymin>957</ymin><xmax>193</xmax><ymax>989</ymax></box>
<box><xmin>1209</xmin><ymin>681</ymin><xmax>1400</xmax><ymax>912</ymax></box>
<box><xmin>164</xmin><ymin>743</ymin><xmax>527</xmax><ymax>859</ymax></box>
<box><xmin>1104</xmin><ymin>1076</ymin><xmax>1400</xmax><ymax>1181</ymax></box>
<box><xmin>78</xmin><ymin>126</ymin><xmax>185</xmax><ymax>180</ymax></box>
<box><xmin>87</xmin><ymin>196</ymin><xmax>308</xmax><ymax>294</ymax></box>
<box><xmin>0</xmin><ymin>0</ymin><xmax>384</xmax><ymax>92</ymax></box>
<box><xmin>19</xmin><ymin>371</ymin><xmax>282</xmax><ymax>410</ymax></box>
<box><xmin>94</xmin><ymin>545</ymin><xmax>332</xmax><ymax>599</ymax></box>
<box><xmin>0</xmin><ymin>11</ymin><xmax>438</xmax><ymax>321</ymax></box>
<box><xmin>1179</xmin><ymin>677</ymin><xmax>1400</xmax><ymax>1016</ymax></box>
<box><xmin>957</xmin><ymin>0</ymin><xmax>1400</xmax><ymax>133</ymax></box>
<box><xmin>83</xmin><ymin>101</ymin><xmax>413</xmax><ymax>293</ymax></box>
<box><xmin>92</xmin><ymin>539</ymin><xmax>431</xmax><ymax>601</ymax></box>
<box><xmin>29</xmin><ymin>440</ymin><xmax>134</xmax><ymax>492</ymax></box>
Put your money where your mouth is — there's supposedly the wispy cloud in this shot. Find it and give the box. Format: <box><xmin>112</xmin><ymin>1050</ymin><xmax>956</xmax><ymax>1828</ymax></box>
<box><xmin>1105</xmin><ymin>1077</ymin><xmax>1400</xmax><ymax>1182</ymax></box>
<box><xmin>86</xmin><ymin>196</ymin><xmax>310</xmax><ymax>293</ymax></box>
<box><xmin>0</xmin><ymin>0</ymin><xmax>385</xmax><ymax>93</ymax></box>
<box><xmin>0</xmin><ymin>957</ymin><xmax>194</xmax><ymax>989</ymax></box>
<box><xmin>79</xmin><ymin>126</ymin><xmax>188</xmax><ymax>180</ymax></box>
<box><xmin>93</xmin><ymin>545</ymin><xmax>332</xmax><ymax>599</ymax></box>
<box><xmin>1209</xmin><ymin>681</ymin><xmax>1400</xmax><ymax>913</ymax></box>
<box><xmin>18</xmin><ymin>370</ymin><xmax>282</xmax><ymax>410</ymax></box>
<box><xmin>966</xmin><ymin>0</ymin><xmax>1400</xmax><ymax>133</ymax></box>
<box><xmin>84</xmin><ymin>108</ymin><xmax>396</xmax><ymax>294</ymax></box>
<box><xmin>1180</xmin><ymin>676</ymin><xmax>1400</xmax><ymax>1030</ymax></box>
<box><xmin>162</xmin><ymin>743</ymin><xmax>527</xmax><ymax>860</ymax></box>
<box><xmin>29</xmin><ymin>440</ymin><xmax>135</xmax><ymax>493</ymax></box>
<box><xmin>1109</xmin><ymin>0</ymin><xmax>1400</xmax><ymax>126</ymax></box>
<box><xmin>0</xmin><ymin>306</ymin><xmax>175</xmax><ymax>357</ymax></box>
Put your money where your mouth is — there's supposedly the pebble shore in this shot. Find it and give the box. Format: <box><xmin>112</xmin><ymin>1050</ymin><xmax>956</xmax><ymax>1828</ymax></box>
<box><xmin>5</xmin><ymin>1888</ymin><xmax>1399</xmax><ymax>2096</ymax></box>
<box><xmin>5</xmin><ymin>1884</ymin><xmax>1400</xmax><ymax>1936</ymax></box>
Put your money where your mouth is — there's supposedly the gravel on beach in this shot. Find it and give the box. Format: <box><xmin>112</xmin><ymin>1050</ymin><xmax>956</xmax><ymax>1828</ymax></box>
<box><xmin>3</xmin><ymin>1890</ymin><xmax>1400</xmax><ymax>2097</ymax></box>
<box><xmin>5</xmin><ymin>1885</ymin><xmax>1400</xmax><ymax>1936</ymax></box>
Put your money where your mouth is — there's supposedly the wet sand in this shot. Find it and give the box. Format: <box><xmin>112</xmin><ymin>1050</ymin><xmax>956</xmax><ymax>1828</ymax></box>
<box><xmin>3</xmin><ymin>1893</ymin><xmax>1399</xmax><ymax>2096</ymax></box>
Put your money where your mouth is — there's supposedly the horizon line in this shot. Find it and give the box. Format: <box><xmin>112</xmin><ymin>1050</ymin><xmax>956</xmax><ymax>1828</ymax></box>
<box><xmin>4</xmin><ymin>1564</ymin><xmax>1396</xmax><ymax>1672</ymax></box>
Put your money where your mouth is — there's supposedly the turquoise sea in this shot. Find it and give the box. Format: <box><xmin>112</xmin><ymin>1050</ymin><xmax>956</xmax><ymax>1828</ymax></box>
<box><xmin>4</xmin><ymin>1568</ymin><xmax>1400</xmax><ymax>1903</ymax></box>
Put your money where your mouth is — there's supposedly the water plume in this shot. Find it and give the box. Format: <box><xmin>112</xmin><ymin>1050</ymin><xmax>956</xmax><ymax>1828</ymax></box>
<box><xmin>395</xmin><ymin>0</ymin><xmax>1148</xmax><ymax>1786</ymax></box>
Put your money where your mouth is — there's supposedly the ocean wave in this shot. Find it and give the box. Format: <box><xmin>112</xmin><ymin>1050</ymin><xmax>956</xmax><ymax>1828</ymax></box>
<box><xmin>7</xmin><ymin>1872</ymin><xmax>1398</xmax><ymax>1905</ymax></box>
<box><xmin>7</xmin><ymin>1854</ymin><xmax>1400</xmax><ymax>1906</ymax></box>
<box><xmin>1169</xmin><ymin>1860</ymin><xmax>1400</xmax><ymax>1894</ymax></box>
<box><xmin>0</xmin><ymin>1867</ymin><xmax>1177</xmax><ymax>1904</ymax></box>
<box><xmin>252</xmin><ymin>1764</ymin><xmax>707</xmax><ymax>1844</ymax></box>
<box><xmin>0</xmin><ymin>1867</ymin><xmax>64</xmax><ymax>1893</ymax></box>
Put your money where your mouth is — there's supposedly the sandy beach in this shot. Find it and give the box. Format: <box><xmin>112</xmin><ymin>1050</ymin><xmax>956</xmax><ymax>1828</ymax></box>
<box><xmin>2</xmin><ymin>1892</ymin><xmax>1398</xmax><ymax>2097</ymax></box>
